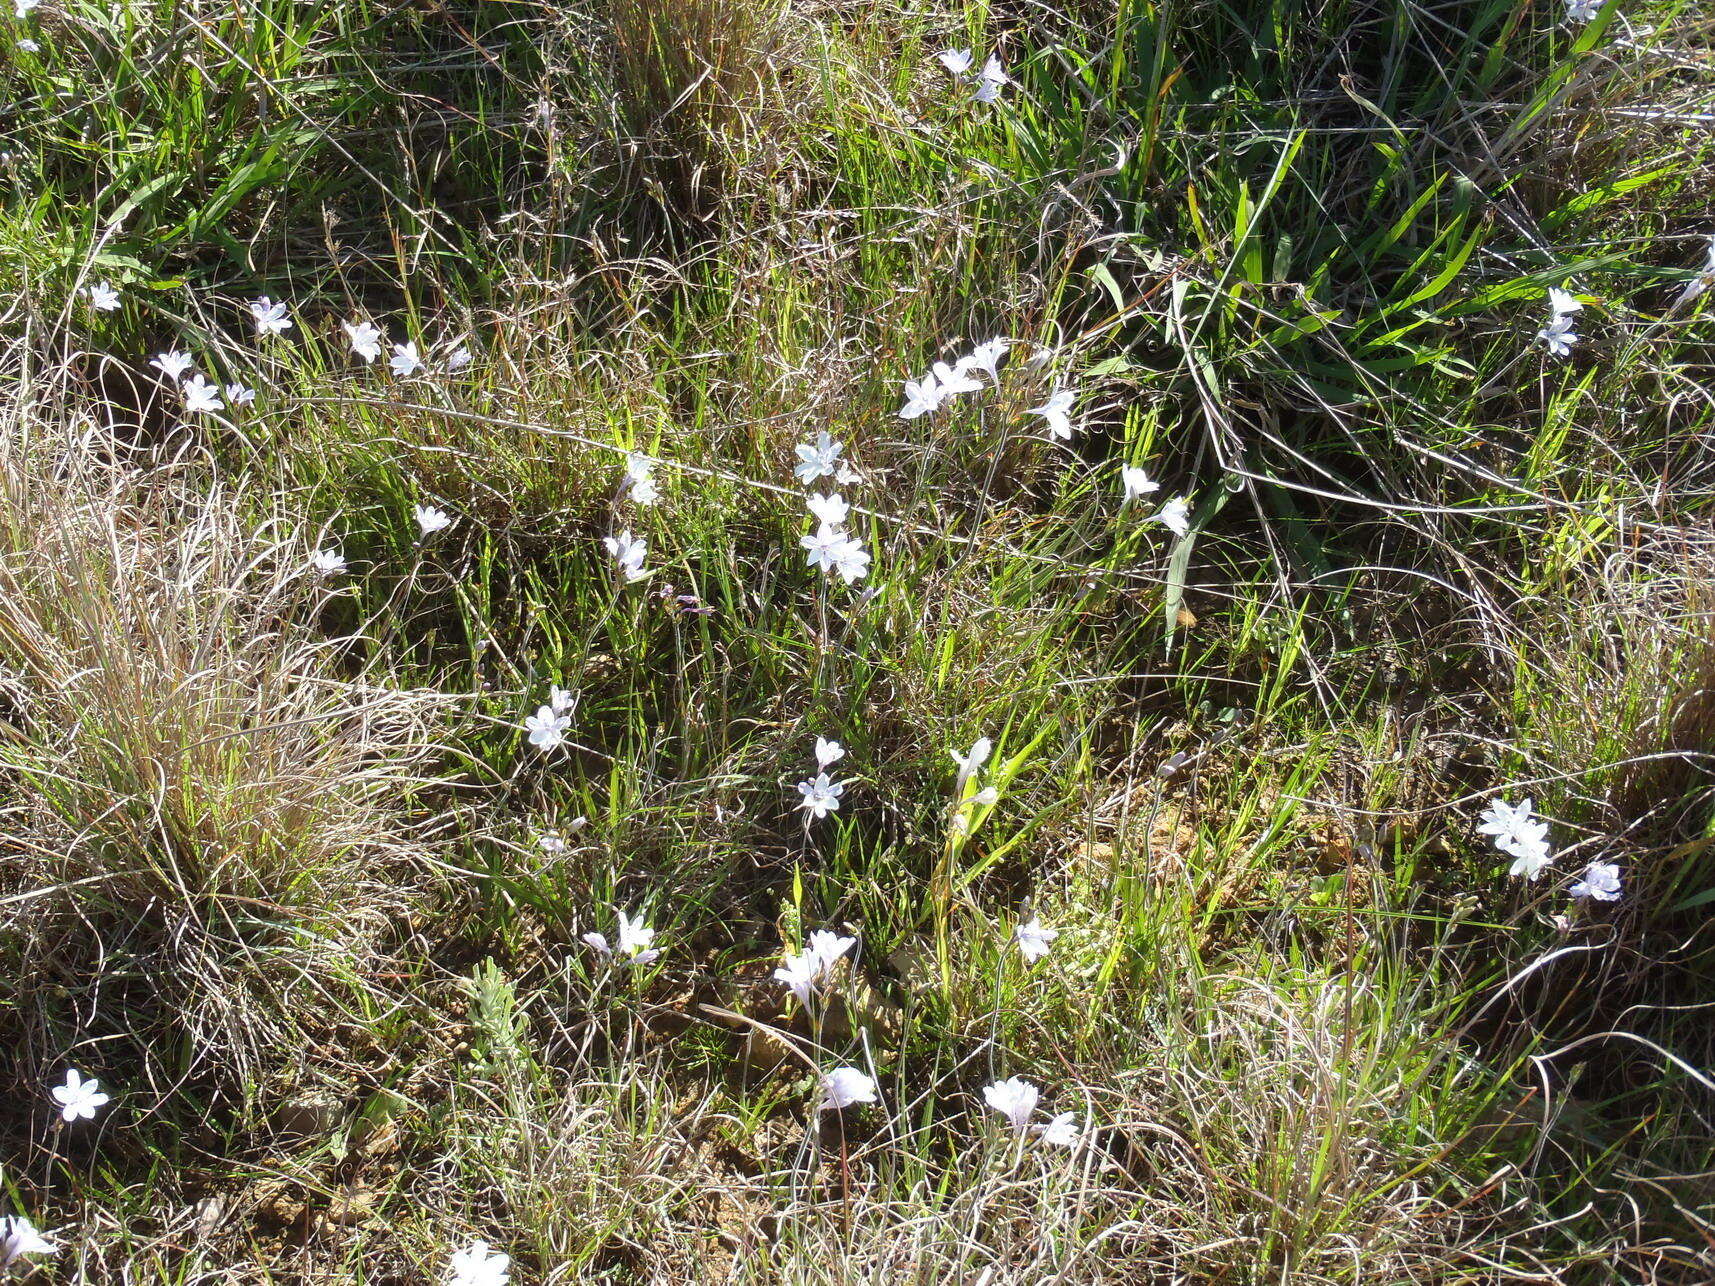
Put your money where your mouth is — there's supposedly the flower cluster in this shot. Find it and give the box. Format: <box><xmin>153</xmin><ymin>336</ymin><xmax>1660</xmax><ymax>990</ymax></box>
<box><xmin>935</xmin><ymin>49</ymin><xmax>1009</xmax><ymax>103</ymax></box>
<box><xmin>1536</xmin><ymin>287</ymin><xmax>1583</xmax><ymax>358</ymax></box>
<box><xmin>897</xmin><ymin>339</ymin><xmax>1008</xmax><ymax>420</ymax></box>
<box><xmin>797</xmin><ymin>734</ymin><xmax>848</xmax><ymax>820</ymax></box>
<box><xmin>1477</xmin><ymin>797</ymin><xmax>1554</xmax><ymax>880</ymax></box>
<box><xmin>773</xmin><ymin>928</ymin><xmax>857</xmax><ymax>1007</ymax></box>
<box><xmin>582</xmin><ymin>909</ymin><xmax>661</xmax><ymax>966</ymax></box>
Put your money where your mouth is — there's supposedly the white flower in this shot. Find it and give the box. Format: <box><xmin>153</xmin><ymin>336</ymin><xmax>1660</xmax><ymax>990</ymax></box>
<box><xmin>344</xmin><ymin>320</ymin><xmax>383</xmax><ymax>363</ymax></box>
<box><xmin>800</xmin><ymin>526</ymin><xmax>870</xmax><ymax>583</ymax></box>
<box><xmin>955</xmin><ymin>337</ymin><xmax>1010</xmax><ymax>383</ymax></box>
<box><xmin>1564</xmin><ymin>0</ymin><xmax>1601</xmax><ymax>20</ymax></box>
<box><xmin>797</xmin><ymin>772</ymin><xmax>844</xmax><ymax>819</ymax></box>
<box><xmin>250</xmin><ymin>296</ymin><xmax>293</xmax><ymax>337</ymax></box>
<box><xmin>1120</xmin><ymin>466</ymin><xmax>1159</xmax><ymax>502</ymax></box>
<box><xmin>1538</xmin><ymin>315</ymin><xmax>1578</xmax><ymax>358</ymax></box>
<box><xmin>51</xmin><ymin>1068</ymin><xmax>110</xmax><ymax>1123</ymax></box>
<box><xmin>930</xmin><ymin>359</ymin><xmax>983</xmax><ymax>398</ymax></box>
<box><xmin>1014</xmin><ymin>917</ymin><xmax>1058</xmax><ymax>962</ymax></box>
<box><xmin>1509</xmin><ymin>835</ymin><xmax>1554</xmax><ymax>881</ymax></box>
<box><xmin>794</xmin><ymin>431</ymin><xmax>846</xmax><ymax>484</ymax></box>
<box><xmin>548</xmin><ymin>685</ymin><xmax>575</xmax><ymax>714</ymax></box>
<box><xmin>1548</xmin><ymin>287</ymin><xmax>1583</xmax><ymax>317</ymax></box>
<box><xmin>0</xmin><ymin>1215</ymin><xmax>55</xmax><ymax>1267</ymax></box>
<box><xmin>447</xmin><ymin>1238</ymin><xmax>510</xmax><ymax>1286</ymax></box>
<box><xmin>818</xmin><ymin>1067</ymin><xmax>877</xmax><ymax>1112</ymax></box>
<box><xmin>603</xmin><ymin>530</ymin><xmax>649</xmax><ymax>582</ymax></box>
<box><xmin>310</xmin><ymin>547</ymin><xmax>346</xmax><ymax>577</ymax></box>
<box><xmin>624</xmin><ymin>452</ymin><xmax>659</xmax><ymax>505</ymax></box>
<box><xmin>1153</xmin><ymin>496</ymin><xmax>1192</xmax><ymax>538</ymax></box>
<box><xmin>524</xmin><ymin>704</ymin><xmax>569</xmax><ymax>749</ymax></box>
<box><xmin>936</xmin><ymin>48</ymin><xmax>974</xmax><ymax>76</ymax></box>
<box><xmin>87</xmin><ymin>281</ymin><xmax>120</xmax><ymax>312</ymax></box>
<box><xmin>537</xmin><ymin>831</ymin><xmax>567</xmax><ymax>855</ymax></box>
<box><xmin>1027</xmin><ymin>388</ymin><xmax>1075</xmax><ymax>439</ymax></box>
<box><xmin>14</xmin><ymin>0</ymin><xmax>39</xmax><ymax>16</ymax></box>
<box><xmin>897</xmin><ymin>371</ymin><xmax>945</xmax><ymax>420</ymax></box>
<box><xmin>815</xmin><ymin>736</ymin><xmax>845</xmax><ymax>770</ymax></box>
<box><xmin>773</xmin><ymin>950</ymin><xmax>820</xmax><ymax>1006</ymax></box>
<box><xmin>182</xmin><ymin>374</ymin><xmax>223</xmax><ymax>415</ymax></box>
<box><xmin>806</xmin><ymin>929</ymin><xmax>855</xmax><ymax>969</ymax></box>
<box><xmin>225</xmin><ymin>383</ymin><xmax>256</xmax><ymax>407</ymax></box>
<box><xmin>970</xmin><ymin>786</ymin><xmax>999</xmax><ymax>806</ymax></box>
<box><xmin>17</xmin><ymin>35</ymin><xmax>35</xmax><ymax>49</ymax></box>
<box><xmin>615</xmin><ymin>909</ymin><xmax>660</xmax><ymax>963</ymax></box>
<box><xmin>1033</xmin><ymin>1111</ymin><xmax>1080</xmax><ymax>1148</ymax></box>
<box><xmin>390</xmin><ymin>341</ymin><xmax>425</xmax><ymax>377</ymax></box>
<box><xmin>414</xmin><ymin>504</ymin><xmax>454</xmax><ymax>536</ymax></box>
<box><xmin>581</xmin><ymin>910</ymin><xmax>659</xmax><ymax>964</ymax></box>
<box><xmin>807</xmin><ymin>492</ymin><xmax>849</xmax><ymax>530</ymax></box>
<box><xmin>1569</xmin><ymin>861</ymin><xmax>1623</xmax><ymax>901</ymax></box>
<box><xmin>150</xmin><ymin>350</ymin><xmax>195</xmax><ymax>382</ymax></box>
<box><xmin>443</xmin><ymin>343</ymin><xmax>473</xmax><ymax>373</ymax></box>
<box><xmin>973</xmin><ymin>55</ymin><xmax>1008</xmax><ymax>104</ymax></box>
<box><xmin>951</xmin><ymin>736</ymin><xmax>992</xmax><ymax>793</ymax></box>
<box><xmin>983</xmin><ymin>1076</ymin><xmax>1039</xmax><ymax>1134</ymax></box>
<box><xmin>1477</xmin><ymin>797</ymin><xmax>1534</xmax><ymax>846</ymax></box>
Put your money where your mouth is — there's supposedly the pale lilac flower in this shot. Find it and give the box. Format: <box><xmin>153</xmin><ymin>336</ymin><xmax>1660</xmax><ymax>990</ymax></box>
<box><xmin>250</xmin><ymin>296</ymin><xmax>293</xmax><ymax>337</ymax></box>
<box><xmin>537</xmin><ymin>831</ymin><xmax>567</xmax><ymax>855</ymax></box>
<box><xmin>150</xmin><ymin>350</ymin><xmax>194</xmax><ymax>382</ymax></box>
<box><xmin>51</xmin><ymin>1068</ymin><xmax>110</xmax><ymax>1123</ymax></box>
<box><xmin>1027</xmin><ymin>388</ymin><xmax>1075</xmax><ymax>439</ymax></box>
<box><xmin>1477</xmin><ymin>798</ymin><xmax>1535</xmax><ymax>847</ymax></box>
<box><xmin>14</xmin><ymin>0</ymin><xmax>40</xmax><ymax>18</ymax></box>
<box><xmin>87</xmin><ymin>281</ymin><xmax>120</xmax><ymax>312</ymax></box>
<box><xmin>17</xmin><ymin>35</ymin><xmax>36</xmax><ymax>49</ymax></box>
<box><xmin>1015</xmin><ymin>917</ymin><xmax>1058</xmax><ymax>962</ymax></box>
<box><xmin>1153</xmin><ymin>496</ymin><xmax>1192</xmax><ymax>538</ymax></box>
<box><xmin>800</xmin><ymin>526</ymin><xmax>870</xmax><ymax>583</ymax></box>
<box><xmin>309</xmin><ymin>547</ymin><xmax>346</xmax><ymax>577</ymax></box>
<box><xmin>0</xmin><ymin>1215</ymin><xmax>54</xmax><ymax>1268</ymax></box>
<box><xmin>224</xmin><ymin>383</ymin><xmax>256</xmax><ymax>407</ymax></box>
<box><xmin>773</xmin><ymin>949</ymin><xmax>820</xmax><ymax>1006</ymax></box>
<box><xmin>819</xmin><ymin>1067</ymin><xmax>877</xmax><ymax>1112</ymax></box>
<box><xmin>794</xmin><ymin>431</ymin><xmax>846</xmax><ymax>484</ymax></box>
<box><xmin>548</xmin><ymin>685</ymin><xmax>575</xmax><ymax>714</ymax></box>
<box><xmin>807</xmin><ymin>492</ymin><xmax>849</xmax><ymax>530</ymax></box>
<box><xmin>983</xmin><ymin>1076</ymin><xmax>1039</xmax><ymax>1134</ymax></box>
<box><xmin>344</xmin><ymin>320</ymin><xmax>383</xmax><ymax>363</ymax></box>
<box><xmin>1120</xmin><ymin>466</ymin><xmax>1159</xmax><ymax>502</ymax></box>
<box><xmin>1564</xmin><ymin>0</ymin><xmax>1601</xmax><ymax>20</ymax></box>
<box><xmin>442</xmin><ymin>342</ymin><xmax>473</xmax><ymax>373</ymax></box>
<box><xmin>815</xmin><ymin>736</ymin><xmax>845</xmax><ymax>770</ymax></box>
<box><xmin>936</xmin><ymin>48</ymin><xmax>974</xmax><ymax>76</ymax></box>
<box><xmin>1569</xmin><ymin>861</ymin><xmax>1622</xmax><ymax>901</ymax></box>
<box><xmin>1538</xmin><ymin>315</ymin><xmax>1578</xmax><ymax>358</ymax></box>
<box><xmin>389</xmin><ymin>341</ymin><xmax>425</xmax><ymax>377</ymax></box>
<box><xmin>797</xmin><ymin>772</ymin><xmax>844</xmax><ymax>819</ymax></box>
<box><xmin>1548</xmin><ymin>287</ymin><xmax>1583</xmax><ymax>317</ymax></box>
<box><xmin>603</xmin><ymin>530</ymin><xmax>649</xmax><ymax>582</ymax></box>
<box><xmin>447</xmin><ymin>1239</ymin><xmax>510</xmax><ymax>1286</ymax></box>
<box><xmin>181</xmin><ymin>374</ymin><xmax>222</xmax><ymax>415</ymax></box>
<box><xmin>1033</xmin><ymin>1111</ymin><xmax>1080</xmax><ymax>1148</ymax></box>
<box><xmin>524</xmin><ymin>704</ymin><xmax>569</xmax><ymax>750</ymax></box>
<box><xmin>973</xmin><ymin>55</ymin><xmax>1008</xmax><ymax>104</ymax></box>
<box><xmin>414</xmin><ymin>504</ymin><xmax>453</xmax><ymax>537</ymax></box>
